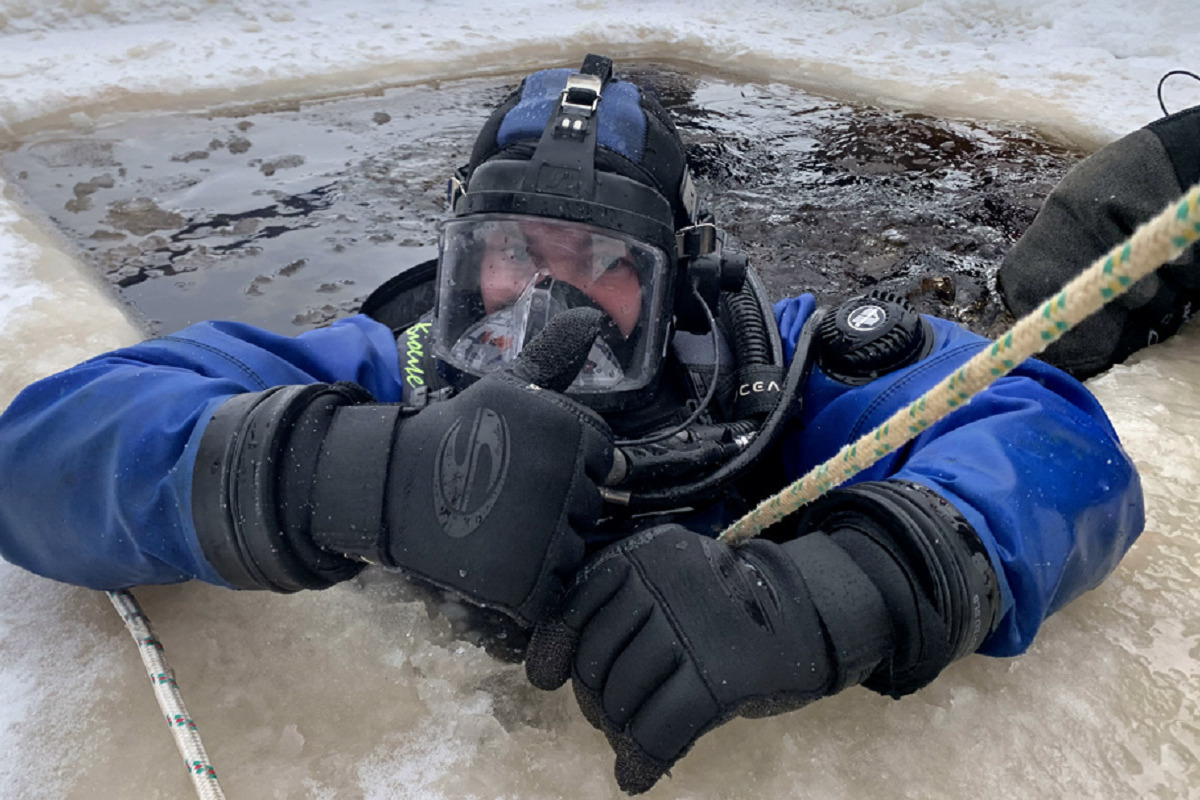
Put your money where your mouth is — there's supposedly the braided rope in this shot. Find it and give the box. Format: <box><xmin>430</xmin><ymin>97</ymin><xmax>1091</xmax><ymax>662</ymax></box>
<box><xmin>720</xmin><ymin>181</ymin><xmax>1200</xmax><ymax>545</ymax></box>
<box><xmin>107</xmin><ymin>589</ymin><xmax>226</xmax><ymax>800</ymax></box>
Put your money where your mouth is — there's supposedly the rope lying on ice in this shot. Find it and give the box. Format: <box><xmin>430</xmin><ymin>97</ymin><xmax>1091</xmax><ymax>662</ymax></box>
<box><xmin>720</xmin><ymin>180</ymin><xmax>1200</xmax><ymax>545</ymax></box>
<box><xmin>107</xmin><ymin>589</ymin><xmax>226</xmax><ymax>800</ymax></box>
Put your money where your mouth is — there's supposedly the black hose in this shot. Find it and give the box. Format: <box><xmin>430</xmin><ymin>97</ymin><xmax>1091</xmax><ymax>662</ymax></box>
<box><xmin>722</xmin><ymin>282</ymin><xmax>772</xmax><ymax>367</ymax></box>
<box><xmin>622</xmin><ymin>308</ymin><xmax>824</xmax><ymax>513</ymax></box>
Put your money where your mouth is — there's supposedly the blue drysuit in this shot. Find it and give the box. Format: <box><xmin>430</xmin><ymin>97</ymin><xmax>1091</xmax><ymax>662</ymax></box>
<box><xmin>0</xmin><ymin>295</ymin><xmax>1143</xmax><ymax>657</ymax></box>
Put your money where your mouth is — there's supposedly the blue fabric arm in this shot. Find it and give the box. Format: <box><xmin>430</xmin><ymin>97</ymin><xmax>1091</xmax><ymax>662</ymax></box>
<box><xmin>0</xmin><ymin>315</ymin><xmax>403</xmax><ymax>589</ymax></box>
<box><xmin>774</xmin><ymin>296</ymin><xmax>1145</xmax><ymax>656</ymax></box>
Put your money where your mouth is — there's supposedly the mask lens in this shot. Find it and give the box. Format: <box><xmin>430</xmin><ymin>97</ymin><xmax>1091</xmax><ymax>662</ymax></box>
<box><xmin>434</xmin><ymin>214</ymin><xmax>670</xmax><ymax>396</ymax></box>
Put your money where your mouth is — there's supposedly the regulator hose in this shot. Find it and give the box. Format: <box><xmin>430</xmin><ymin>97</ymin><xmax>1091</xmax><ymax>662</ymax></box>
<box><xmin>620</xmin><ymin>303</ymin><xmax>821</xmax><ymax>513</ymax></box>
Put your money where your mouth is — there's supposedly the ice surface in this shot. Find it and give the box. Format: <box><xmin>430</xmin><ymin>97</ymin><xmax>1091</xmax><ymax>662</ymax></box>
<box><xmin>1</xmin><ymin>1</ymin><xmax>1199</xmax><ymax>797</ymax></box>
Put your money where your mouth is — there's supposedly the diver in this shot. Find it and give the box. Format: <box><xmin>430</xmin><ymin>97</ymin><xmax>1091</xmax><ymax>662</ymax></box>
<box><xmin>0</xmin><ymin>56</ymin><xmax>1146</xmax><ymax>795</ymax></box>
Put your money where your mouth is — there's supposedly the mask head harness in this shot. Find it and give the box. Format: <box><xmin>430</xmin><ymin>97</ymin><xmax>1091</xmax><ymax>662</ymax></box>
<box><xmin>435</xmin><ymin>55</ymin><xmax>747</xmax><ymax>413</ymax></box>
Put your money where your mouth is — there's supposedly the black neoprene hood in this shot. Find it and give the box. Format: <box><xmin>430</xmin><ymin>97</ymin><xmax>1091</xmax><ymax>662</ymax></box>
<box><xmin>456</xmin><ymin>55</ymin><xmax>696</xmax><ymax>239</ymax></box>
<box><xmin>432</xmin><ymin>56</ymin><xmax>703</xmax><ymax>412</ymax></box>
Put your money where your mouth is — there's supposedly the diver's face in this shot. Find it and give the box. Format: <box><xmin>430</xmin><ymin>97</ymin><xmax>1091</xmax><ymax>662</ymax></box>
<box><xmin>479</xmin><ymin>220</ymin><xmax>643</xmax><ymax>337</ymax></box>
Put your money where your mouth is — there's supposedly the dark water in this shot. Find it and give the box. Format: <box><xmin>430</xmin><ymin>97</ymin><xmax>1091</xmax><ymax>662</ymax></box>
<box><xmin>1</xmin><ymin>65</ymin><xmax>1080</xmax><ymax>337</ymax></box>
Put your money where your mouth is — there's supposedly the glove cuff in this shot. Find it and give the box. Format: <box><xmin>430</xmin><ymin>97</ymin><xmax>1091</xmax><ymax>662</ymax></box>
<box><xmin>773</xmin><ymin>533</ymin><xmax>892</xmax><ymax>695</ymax></box>
<box><xmin>798</xmin><ymin>479</ymin><xmax>1000</xmax><ymax>697</ymax></box>
<box><xmin>307</xmin><ymin>403</ymin><xmax>406</xmax><ymax>564</ymax></box>
<box><xmin>193</xmin><ymin>383</ymin><xmax>372</xmax><ymax>592</ymax></box>
<box><xmin>1147</xmin><ymin>104</ymin><xmax>1200</xmax><ymax>192</ymax></box>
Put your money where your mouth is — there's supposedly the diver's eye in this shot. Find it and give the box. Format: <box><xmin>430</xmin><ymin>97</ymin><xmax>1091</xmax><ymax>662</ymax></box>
<box><xmin>501</xmin><ymin>247</ymin><xmax>532</xmax><ymax>264</ymax></box>
<box><xmin>599</xmin><ymin>255</ymin><xmax>636</xmax><ymax>278</ymax></box>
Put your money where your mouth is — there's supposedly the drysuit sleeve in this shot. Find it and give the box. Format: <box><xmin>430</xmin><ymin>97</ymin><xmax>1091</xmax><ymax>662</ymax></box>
<box><xmin>0</xmin><ymin>315</ymin><xmax>404</xmax><ymax>590</ymax></box>
<box><xmin>773</xmin><ymin>295</ymin><xmax>1144</xmax><ymax>656</ymax></box>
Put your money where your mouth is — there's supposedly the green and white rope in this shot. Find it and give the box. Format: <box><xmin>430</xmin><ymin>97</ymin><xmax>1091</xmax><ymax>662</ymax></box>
<box><xmin>108</xmin><ymin>589</ymin><xmax>226</xmax><ymax>800</ymax></box>
<box><xmin>721</xmin><ymin>180</ymin><xmax>1200</xmax><ymax>545</ymax></box>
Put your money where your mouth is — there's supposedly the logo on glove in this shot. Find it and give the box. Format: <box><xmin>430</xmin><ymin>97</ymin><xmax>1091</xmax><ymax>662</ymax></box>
<box><xmin>434</xmin><ymin>407</ymin><xmax>511</xmax><ymax>538</ymax></box>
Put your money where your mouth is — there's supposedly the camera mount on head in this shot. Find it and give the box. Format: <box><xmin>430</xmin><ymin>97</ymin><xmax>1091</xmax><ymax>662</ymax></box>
<box><xmin>519</xmin><ymin>54</ymin><xmax>611</xmax><ymax>201</ymax></box>
<box><xmin>674</xmin><ymin>222</ymin><xmax>748</xmax><ymax>333</ymax></box>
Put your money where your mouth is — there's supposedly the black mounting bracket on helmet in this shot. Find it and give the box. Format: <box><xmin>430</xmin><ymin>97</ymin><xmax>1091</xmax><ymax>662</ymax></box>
<box><xmin>675</xmin><ymin>223</ymin><xmax>749</xmax><ymax>333</ymax></box>
<box><xmin>520</xmin><ymin>55</ymin><xmax>611</xmax><ymax>201</ymax></box>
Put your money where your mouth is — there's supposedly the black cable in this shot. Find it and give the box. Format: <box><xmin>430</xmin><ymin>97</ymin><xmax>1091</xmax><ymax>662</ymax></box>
<box><xmin>1157</xmin><ymin>70</ymin><xmax>1200</xmax><ymax>117</ymax></box>
<box><xmin>615</xmin><ymin>282</ymin><xmax>720</xmax><ymax>448</ymax></box>
<box><xmin>623</xmin><ymin>308</ymin><xmax>825</xmax><ymax>513</ymax></box>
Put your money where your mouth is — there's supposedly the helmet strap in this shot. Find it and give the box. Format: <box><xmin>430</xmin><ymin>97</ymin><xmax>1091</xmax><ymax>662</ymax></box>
<box><xmin>520</xmin><ymin>55</ymin><xmax>613</xmax><ymax>199</ymax></box>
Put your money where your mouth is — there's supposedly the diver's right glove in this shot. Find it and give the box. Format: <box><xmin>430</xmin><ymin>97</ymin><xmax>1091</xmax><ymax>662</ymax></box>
<box><xmin>997</xmin><ymin>104</ymin><xmax>1200</xmax><ymax>378</ymax></box>
<box><xmin>524</xmin><ymin>480</ymin><xmax>999</xmax><ymax>795</ymax></box>
<box><xmin>192</xmin><ymin>308</ymin><xmax>614</xmax><ymax>627</ymax></box>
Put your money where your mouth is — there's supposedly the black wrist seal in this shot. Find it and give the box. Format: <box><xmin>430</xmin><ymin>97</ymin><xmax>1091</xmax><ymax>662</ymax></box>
<box><xmin>798</xmin><ymin>479</ymin><xmax>1000</xmax><ymax>697</ymax></box>
<box><xmin>192</xmin><ymin>383</ymin><xmax>373</xmax><ymax>592</ymax></box>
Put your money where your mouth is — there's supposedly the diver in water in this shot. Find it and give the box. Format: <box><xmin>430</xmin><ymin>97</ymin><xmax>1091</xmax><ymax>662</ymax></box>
<box><xmin>0</xmin><ymin>56</ymin><xmax>1149</xmax><ymax>794</ymax></box>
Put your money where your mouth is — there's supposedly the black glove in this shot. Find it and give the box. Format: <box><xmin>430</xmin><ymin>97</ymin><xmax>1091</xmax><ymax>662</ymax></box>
<box><xmin>997</xmin><ymin>104</ymin><xmax>1200</xmax><ymax>378</ymax></box>
<box><xmin>525</xmin><ymin>480</ymin><xmax>999</xmax><ymax>795</ymax></box>
<box><xmin>193</xmin><ymin>308</ymin><xmax>614</xmax><ymax>627</ymax></box>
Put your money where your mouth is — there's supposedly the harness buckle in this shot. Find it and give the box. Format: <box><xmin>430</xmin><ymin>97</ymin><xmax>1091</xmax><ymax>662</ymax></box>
<box><xmin>561</xmin><ymin>73</ymin><xmax>603</xmax><ymax>113</ymax></box>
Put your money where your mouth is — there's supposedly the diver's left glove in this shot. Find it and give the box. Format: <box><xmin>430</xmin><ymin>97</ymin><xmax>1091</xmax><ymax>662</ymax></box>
<box><xmin>524</xmin><ymin>480</ymin><xmax>999</xmax><ymax>795</ymax></box>
<box><xmin>192</xmin><ymin>308</ymin><xmax>614</xmax><ymax>626</ymax></box>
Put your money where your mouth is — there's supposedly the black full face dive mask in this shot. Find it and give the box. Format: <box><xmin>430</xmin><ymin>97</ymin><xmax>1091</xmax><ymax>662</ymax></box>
<box><xmin>428</xmin><ymin>56</ymin><xmax>805</xmax><ymax>517</ymax></box>
<box><xmin>431</xmin><ymin>55</ymin><xmax>738</xmax><ymax>414</ymax></box>
<box><xmin>436</xmin><ymin>213</ymin><xmax>671</xmax><ymax>397</ymax></box>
